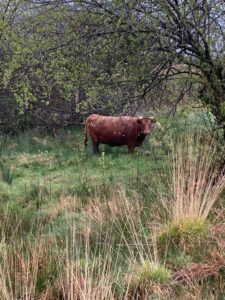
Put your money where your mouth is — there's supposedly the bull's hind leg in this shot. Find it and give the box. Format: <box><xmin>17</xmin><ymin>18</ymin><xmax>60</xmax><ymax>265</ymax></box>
<box><xmin>89</xmin><ymin>133</ymin><xmax>99</xmax><ymax>153</ymax></box>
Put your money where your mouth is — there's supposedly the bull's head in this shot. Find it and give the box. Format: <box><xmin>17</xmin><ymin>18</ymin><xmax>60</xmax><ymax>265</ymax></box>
<box><xmin>137</xmin><ymin>117</ymin><xmax>155</xmax><ymax>135</ymax></box>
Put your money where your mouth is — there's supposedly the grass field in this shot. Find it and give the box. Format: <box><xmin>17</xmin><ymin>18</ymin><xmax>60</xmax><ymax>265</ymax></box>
<box><xmin>0</xmin><ymin>116</ymin><xmax>225</xmax><ymax>299</ymax></box>
<box><xmin>0</xmin><ymin>128</ymin><xmax>165</xmax><ymax>202</ymax></box>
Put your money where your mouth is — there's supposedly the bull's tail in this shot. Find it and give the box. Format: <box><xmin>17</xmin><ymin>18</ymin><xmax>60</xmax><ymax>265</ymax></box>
<box><xmin>84</xmin><ymin>118</ymin><xmax>88</xmax><ymax>148</ymax></box>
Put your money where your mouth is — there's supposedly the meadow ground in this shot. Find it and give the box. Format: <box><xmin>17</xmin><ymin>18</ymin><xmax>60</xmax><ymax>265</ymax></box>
<box><xmin>0</xmin><ymin>113</ymin><xmax>225</xmax><ymax>299</ymax></box>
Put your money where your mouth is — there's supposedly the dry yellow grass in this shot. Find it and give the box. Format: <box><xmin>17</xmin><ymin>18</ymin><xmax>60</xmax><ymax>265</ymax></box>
<box><xmin>162</xmin><ymin>133</ymin><xmax>225</xmax><ymax>223</ymax></box>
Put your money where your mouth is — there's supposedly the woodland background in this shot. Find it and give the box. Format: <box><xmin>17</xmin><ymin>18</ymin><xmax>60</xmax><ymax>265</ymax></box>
<box><xmin>0</xmin><ymin>0</ymin><xmax>224</xmax><ymax>135</ymax></box>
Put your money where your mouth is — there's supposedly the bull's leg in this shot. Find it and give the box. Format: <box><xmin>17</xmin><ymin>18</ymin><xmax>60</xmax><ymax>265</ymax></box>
<box><xmin>84</xmin><ymin>123</ymin><xmax>88</xmax><ymax>148</ymax></box>
<box><xmin>92</xmin><ymin>141</ymin><xmax>99</xmax><ymax>153</ymax></box>
<box><xmin>127</xmin><ymin>144</ymin><xmax>135</xmax><ymax>153</ymax></box>
<box><xmin>89</xmin><ymin>134</ymin><xmax>99</xmax><ymax>153</ymax></box>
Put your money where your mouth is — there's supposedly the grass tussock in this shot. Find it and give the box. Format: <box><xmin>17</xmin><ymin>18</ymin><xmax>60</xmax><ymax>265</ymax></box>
<box><xmin>158</xmin><ymin>218</ymin><xmax>210</xmax><ymax>259</ymax></box>
<box><xmin>127</xmin><ymin>262</ymin><xmax>173</xmax><ymax>299</ymax></box>
<box><xmin>157</xmin><ymin>133</ymin><xmax>225</xmax><ymax>257</ymax></box>
<box><xmin>127</xmin><ymin>260</ymin><xmax>171</xmax><ymax>288</ymax></box>
<box><xmin>170</xmin><ymin>133</ymin><xmax>225</xmax><ymax>223</ymax></box>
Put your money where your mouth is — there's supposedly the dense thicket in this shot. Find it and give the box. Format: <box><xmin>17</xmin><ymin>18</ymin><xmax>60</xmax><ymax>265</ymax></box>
<box><xmin>0</xmin><ymin>0</ymin><xmax>224</xmax><ymax>135</ymax></box>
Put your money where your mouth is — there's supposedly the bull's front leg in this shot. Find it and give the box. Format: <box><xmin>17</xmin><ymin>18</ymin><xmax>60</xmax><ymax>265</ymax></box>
<box><xmin>92</xmin><ymin>141</ymin><xmax>99</xmax><ymax>153</ymax></box>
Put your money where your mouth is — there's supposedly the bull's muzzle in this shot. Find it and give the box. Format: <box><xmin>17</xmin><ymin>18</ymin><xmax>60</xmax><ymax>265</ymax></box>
<box><xmin>143</xmin><ymin>131</ymin><xmax>150</xmax><ymax>135</ymax></box>
<box><xmin>150</xmin><ymin>117</ymin><xmax>156</xmax><ymax>123</ymax></box>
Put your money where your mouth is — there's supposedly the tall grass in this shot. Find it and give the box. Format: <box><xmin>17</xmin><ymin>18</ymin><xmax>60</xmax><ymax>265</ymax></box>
<box><xmin>0</xmin><ymin>188</ymin><xmax>172</xmax><ymax>300</ymax></box>
<box><xmin>160</xmin><ymin>132</ymin><xmax>225</xmax><ymax>223</ymax></box>
<box><xmin>51</xmin><ymin>228</ymin><xmax>121</xmax><ymax>300</ymax></box>
<box><xmin>157</xmin><ymin>131</ymin><xmax>225</xmax><ymax>267</ymax></box>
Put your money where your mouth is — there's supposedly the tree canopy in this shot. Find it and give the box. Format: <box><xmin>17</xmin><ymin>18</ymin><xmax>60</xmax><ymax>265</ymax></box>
<box><xmin>0</xmin><ymin>0</ymin><xmax>224</xmax><ymax>134</ymax></box>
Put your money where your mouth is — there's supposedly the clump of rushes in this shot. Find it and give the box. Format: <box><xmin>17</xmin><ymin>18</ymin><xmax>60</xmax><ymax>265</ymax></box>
<box><xmin>129</xmin><ymin>260</ymin><xmax>171</xmax><ymax>286</ymax></box>
<box><xmin>126</xmin><ymin>260</ymin><xmax>172</xmax><ymax>299</ymax></box>
<box><xmin>158</xmin><ymin>218</ymin><xmax>210</xmax><ymax>258</ymax></box>
<box><xmin>158</xmin><ymin>131</ymin><xmax>225</xmax><ymax>256</ymax></box>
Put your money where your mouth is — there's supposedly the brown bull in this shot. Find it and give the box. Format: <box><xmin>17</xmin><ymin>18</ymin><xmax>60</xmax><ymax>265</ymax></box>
<box><xmin>84</xmin><ymin>114</ymin><xmax>155</xmax><ymax>153</ymax></box>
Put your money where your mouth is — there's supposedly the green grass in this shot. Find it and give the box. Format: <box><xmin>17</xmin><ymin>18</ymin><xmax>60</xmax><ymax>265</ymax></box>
<box><xmin>0</xmin><ymin>129</ymin><xmax>166</xmax><ymax>204</ymax></box>
<box><xmin>0</xmin><ymin>128</ymin><xmax>166</xmax><ymax>248</ymax></box>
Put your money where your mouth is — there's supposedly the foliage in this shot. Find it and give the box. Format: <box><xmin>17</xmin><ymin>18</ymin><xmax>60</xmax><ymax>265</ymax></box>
<box><xmin>0</xmin><ymin>1</ymin><xmax>224</xmax><ymax>134</ymax></box>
